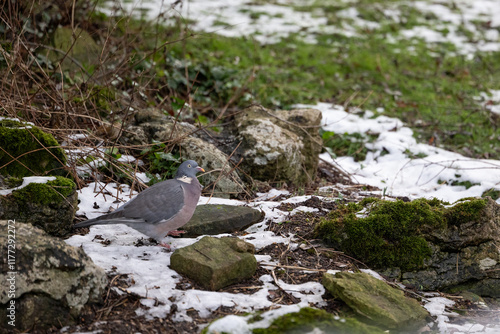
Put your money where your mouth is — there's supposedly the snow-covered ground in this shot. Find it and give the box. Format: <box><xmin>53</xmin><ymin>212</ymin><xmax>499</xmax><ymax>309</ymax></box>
<box><xmin>308</xmin><ymin>102</ymin><xmax>500</xmax><ymax>204</ymax></box>
<box><xmin>63</xmin><ymin>0</ymin><xmax>500</xmax><ymax>332</ymax></box>
<box><xmin>65</xmin><ymin>100</ymin><xmax>500</xmax><ymax>333</ymax></box>
<box><xmin>103</xmin><ymin>0</ymin><xmax>500</xmax><ymax>56</ymax></box>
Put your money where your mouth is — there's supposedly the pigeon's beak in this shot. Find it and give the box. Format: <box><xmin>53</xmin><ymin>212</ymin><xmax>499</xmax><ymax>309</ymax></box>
<box><xmin>197</xmin><ymin>166</ymin><xmax>205</xmax><ymax>173</ymax></box>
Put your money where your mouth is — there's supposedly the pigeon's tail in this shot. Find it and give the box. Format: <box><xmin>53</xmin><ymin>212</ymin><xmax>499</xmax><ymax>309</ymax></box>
<box><xmin>73</xmin><ymin>215</ymin><xmax>144</xmax><ymax>229</ymax></box>
<box><xmin>73</xmin><ymin>217</ymin><xmax>104</xmax><ymax>228</ymax></box>
<box><xmin>73</xmin><ymin>206</ymin><xmax>129</xmax><ymax>228</ymax></box>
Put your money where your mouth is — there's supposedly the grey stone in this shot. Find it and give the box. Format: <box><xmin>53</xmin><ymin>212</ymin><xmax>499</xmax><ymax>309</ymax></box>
<box><xmin>178</xmin><ymin>136</ymin><xmax>244</xmax><ymax>198</ymax></box>
<box><xmin>401</xmin><ymin>198</ymin><xmax>500</xmax><ymax>296</ymax></box>
<box><xmin>0</xmin><ymin>220</ymin><xmax>107</xmax><ymax>331</ymax></box>
<box><xmin>170</xmin><ymin>236</ymin><xmax>257</xmax><ymax>290</ymax></box>
<box><xmin>322</xmin><ymin>272</ymin><xmax>428</xmax><ymax>330</ymax></box>
<box><xmin>184</xmin><ymin>204</ymin><xmax>263</xmax><ymax>237</ymax></box>
<box><xmin>235</xmin><ymin>105</ymin><xmax>322</xmax><ymax>186</ymax></box>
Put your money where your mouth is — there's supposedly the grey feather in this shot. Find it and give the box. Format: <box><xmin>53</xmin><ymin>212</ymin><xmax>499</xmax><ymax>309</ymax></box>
<box><xmin>74</xmin><ymin>160</ymin><xmax>204</xmax><ymax>241</ymax></box>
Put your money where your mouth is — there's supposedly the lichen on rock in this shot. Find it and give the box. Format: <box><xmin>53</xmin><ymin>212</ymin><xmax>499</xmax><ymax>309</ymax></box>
<box><xmin>322</xmin><ymin>272</ymin><xmax>428</xmax><ymax>330</ymax></box>
<box><xmin>0</xmin><ymin>220</ymin><xmax>107</xmax><ymax>331</ymax></box>
<box><xmin>122</xmin><ymin>108</ymin><xmax>246</xmax><ymax>198</ymax></box>
<box><xmin>235</xmin><ymin>105</ymin><xmax>322</xmax><ymax>186</ymax></box>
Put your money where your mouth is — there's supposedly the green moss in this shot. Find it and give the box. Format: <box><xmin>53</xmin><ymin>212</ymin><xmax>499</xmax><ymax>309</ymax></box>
<box><xmin>0</xmin><ymin>120</ymin><xmax>67</xmax><ymax>177</ymax></box>
<box><xmin>3</xmin><ymin>176</ymin><xmax>23</xmax><ymax>188</ymax></box>
<box><xmin>252</xmin><ymin>307</ymin><xmax>384</xmax><ymax>334</ymax></box>
<box><xmin>315</xmin><ymin>198</ymin><xmax>488</xmax><ymax>271</ymax></box>
<box><xmin>445</xmin><ymin>198</ymin><xmax>487</xmax><ymax>226</ymax></box>
<box><xmin>11</xmin><ymin>176</ymin><xmax>76</xmax><ymax>206</ymax></box>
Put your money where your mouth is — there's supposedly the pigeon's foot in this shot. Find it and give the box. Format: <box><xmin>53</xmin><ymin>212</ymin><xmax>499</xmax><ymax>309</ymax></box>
<box><xmin>167</xmin><ymin>230</ymin><xmax>186</xmax><ymax>237</ymax></box>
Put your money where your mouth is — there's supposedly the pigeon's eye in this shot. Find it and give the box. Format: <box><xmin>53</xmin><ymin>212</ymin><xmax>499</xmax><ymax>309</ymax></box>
<box><xmin>188</xmin><ymin>164</ymin><xmax>192</xmax><ymax>168</ymax></box>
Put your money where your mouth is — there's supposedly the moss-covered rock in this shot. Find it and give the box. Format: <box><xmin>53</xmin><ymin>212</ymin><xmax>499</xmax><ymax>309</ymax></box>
<box><xmin>251</xmin><ymin>307</ymin><xmax>385</xmax><ymax>334</ymax></box>
<box><xmin>316</xmin><ymin>197</ymin><xmax>500</xmax><ymax>296</ymax></box>
<box><xmin>0</xmin><ymin>119</ymin><xmax>67</xmax><ymax>178</ymax></box>
<box><xmin>315</xmin><ymin>197</ymin><xmax>449</xmax><ymax>271</ymax></box>
<box><xmin>322</xmin><ymin>272</ymin><xmax>428</xmax><ymax>330</ymax></box>
<box><xmin>0</xmin><ymin>176</ymin><xmax>77</xmax><ymax>236</ymax></box>
<box><xmin>47</xmin><ymin>27</ymin><xmax>102</xmax><ymax>72</ymax></box>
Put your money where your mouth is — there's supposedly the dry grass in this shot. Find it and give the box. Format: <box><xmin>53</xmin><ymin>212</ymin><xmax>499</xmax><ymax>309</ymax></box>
<box><xmin>0</xmin><ymin>0</ymin><xmax>249</xmax><ymax>196</ymax></box>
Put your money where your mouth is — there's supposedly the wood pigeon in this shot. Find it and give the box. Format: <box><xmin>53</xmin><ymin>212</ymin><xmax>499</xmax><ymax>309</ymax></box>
<box><xmin>74</xmin><ymin>160</ymin><xmax>205</xmax><ymax>242</ymax></box>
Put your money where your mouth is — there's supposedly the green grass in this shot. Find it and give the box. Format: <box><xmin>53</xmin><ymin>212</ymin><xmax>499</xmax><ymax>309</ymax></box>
<box><xmin>43</xmin><ymin>0</ymin><xmax>500</xmax><ymax>162</ymax></box>
<box><xmin>148</xmin><ymin>1</ymin><xmax>500</xmax><ymax>160</ymax></box>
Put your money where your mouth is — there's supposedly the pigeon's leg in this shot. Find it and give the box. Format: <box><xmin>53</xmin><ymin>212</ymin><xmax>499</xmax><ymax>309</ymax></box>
<box><xmin>167</xmin><ymin>230</ymin><xmax>186</xmax><ymax>237</ymax></box>
<box><xmin>158</xmin><ymin>242</ymin><xmax>172</xmax><ymax>249</ymax></box>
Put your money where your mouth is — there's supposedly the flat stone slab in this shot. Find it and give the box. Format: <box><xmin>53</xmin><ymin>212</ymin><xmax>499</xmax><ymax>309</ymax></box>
<box><xmin>170</xmin><ymin>236</ymin><xmax>257</xmax><ymax>290</ymax></box>
<box><xmin>183</xmin><ymin>204</ymin><xmax>263</xmax><ymax>237</ymax></box>
<box><xmin>322</xmin><ymin>272</ymin><xmax>428</xmax><ymax>330</ymax></box>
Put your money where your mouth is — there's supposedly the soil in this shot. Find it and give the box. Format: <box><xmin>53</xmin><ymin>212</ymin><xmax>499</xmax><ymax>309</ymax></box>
<box><xmin>30</xmin><ymin>161</ymin><xmax>498</xmax><ymax>334</ymax></box>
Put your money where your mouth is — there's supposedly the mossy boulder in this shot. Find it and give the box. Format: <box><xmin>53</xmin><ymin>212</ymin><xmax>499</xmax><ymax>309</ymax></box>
<box><xmin>0</xmin><ymin>176</ymin><xmax>78</xmax><ymax>236</ymax></box>
<box><xmin>322</xmin><ymin>272</ymin><xmax>428</xmax><ymax>330</ymax></box>
<box><xmin>315</xmin><ymin>197</ymin><xmax>448</xmax><ymax>271</ymax></box>
<box><xmin>0</xmin><ymin>119</ymin><xmax>67</xmax><ymax>178</ymax></box>
<box><xmin>203</xmin><ymin>307</ymin><xmax>385</xmax><ymax>334</ymax></box>
<box><xmin>316</xmin><ymin>197</ymin><xmax>500</xmax><ymax>296</ymax></box>
<box><xmin>253</xmin><ymin>307</ymin><xmax>385</xmax><ymax>334</ymax></box>
<box><xmin>47</xmin><ymin>27</ymin><xmax>102</xmax><ymax>72</ymax></box>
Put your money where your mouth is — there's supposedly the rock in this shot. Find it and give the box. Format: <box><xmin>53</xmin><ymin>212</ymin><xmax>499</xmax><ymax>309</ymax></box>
<box><xmin>234</xmin><ymin>307</ymin><xmax>385</xmax><ymax>334</ymax></box>
<box><xmin>47</xmin><ymin>27</ymin><xmax>102</xmax><ymax>71</ymax></box>
<box><xmin>401</xmin><ymin>197</ymin><xmax>500</xmax><ymax>296</ymax></box>
<box><xmin>317</xmin><ymin>197</ymin><xmax>500</xmax><ymax>297</ymax></box>
<box><xmin>0</xmin><ymin>118</ymin><xmax>67</xmax><ymax>178</ymax></box>
<box><xmin>170</xmin><ymin>236</ymin><xmax>257</xmax><ymax>290</ymax></box>
<box><xmin>122</xmin><ymin>108</ymin><xmax>245</xmax><ymax>198</ymax></box>
<box><xmin>322</xmin><ymin>272</ymin><xmax>428</xmax><ymax>330</ymax></box>
<box><xmin>183</xmin><ymin>204</ymin><xmax>263</xmax><ymax>237</ymax></box>
<box><xmin>0</xmin><ymin>176</ymin><xmax>78</xmax><ymax>236</ymax></box>
<box><xmin>234</xmin><ymin>105</ymin><xmax>322</xmax><ymax>186</ymax></box>
<box><xmin>459</xmin><ymin>291</ymin><xmax>487</xmax><ymax>306</ymax></box>
<box><xmin>178</xmin><ymin>136</ymin><xmax>244</xmax><ymax>198</ymax></box>
<box><xmin>0</xmin><ymin>220</ymin><xmax>107</xmax><ymax>331</ymax></box>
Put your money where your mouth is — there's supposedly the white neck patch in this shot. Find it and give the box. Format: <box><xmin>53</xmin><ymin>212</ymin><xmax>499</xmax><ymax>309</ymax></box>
<box><xmin>177</xmin><ymin>176</ymin><xmax>193</xmax><ymax>184</ymax></box>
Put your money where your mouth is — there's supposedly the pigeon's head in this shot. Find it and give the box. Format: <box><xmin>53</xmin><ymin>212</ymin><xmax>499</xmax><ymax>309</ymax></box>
<box><xmin>175</xmin><ymin>160</ymin><xmax>205</xmax><ymax>179</ymax></box>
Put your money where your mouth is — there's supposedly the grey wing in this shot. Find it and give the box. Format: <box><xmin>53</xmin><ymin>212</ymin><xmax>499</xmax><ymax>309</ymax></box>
<box><xmin>118</xmin><ymin>179</ymin><xmax>185</xmax><ymax>224</ymax></box>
